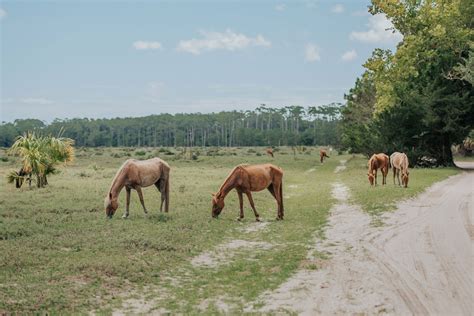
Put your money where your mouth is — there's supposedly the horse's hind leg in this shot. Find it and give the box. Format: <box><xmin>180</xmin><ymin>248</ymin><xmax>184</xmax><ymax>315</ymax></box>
<box><xmin>135</xmin><ymin>187</ymin><xmax>148</xmax><ymax>216</ymax></box>
<box><xmin>396</xmin><ymin>169</ymin><xmax>401</xmax><ymax>186</ymax></box>
<box><xmin>392</xmin><ymin>167</ymin><xmax>396</xmax><ymax>185</ymax></box>
<box><xmin>268</xmin><ymin>183</ymin><xmax>283</xmax><ymax>220</ymax></box>
<box><xmin>155</xmin><ymin>180</ymin><xmax>165</xmax><ymax>212</ymax></box>
<box><xmin>245</xmin><ymin>192</ymin><xmax>260</xmax><ymax>221</ymax></box>
<box><xmin>123</xmin><ymin>187</ymin><xmax>131</xmax><ymax>219</ymax></box>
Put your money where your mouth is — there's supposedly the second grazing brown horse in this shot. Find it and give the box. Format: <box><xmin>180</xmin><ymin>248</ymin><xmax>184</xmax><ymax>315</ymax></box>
<box><xmin>367</xmin><ymin>153</ymin><xmax>389</xmax><ymax>186</ymax></box>
<box><xmin>211</xmin><ymin>164</ymin><xmax>284</xmax><ymax>221</ymax></box>
<box><xmin>320</xmin><ymin>149</ymin><xmax>330</xmax><ymax>163</ymax></box>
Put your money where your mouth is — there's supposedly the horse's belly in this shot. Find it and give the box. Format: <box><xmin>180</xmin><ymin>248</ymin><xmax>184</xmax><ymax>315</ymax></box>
<box><xmin>138</xmin><ymin>173</ymin><xmax>160</xmax><ymax>187</ymax></box>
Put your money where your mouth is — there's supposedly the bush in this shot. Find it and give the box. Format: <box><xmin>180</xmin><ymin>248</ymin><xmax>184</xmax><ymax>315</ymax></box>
<box><xmin>0</xmin><ymin>156</ymin><xmax>8</xmax><ymax>162</ymax></box>
<box><xmin>135</xmin><ymin>150</ymin><xmax>146</xmax><ymax>156</ymax></box>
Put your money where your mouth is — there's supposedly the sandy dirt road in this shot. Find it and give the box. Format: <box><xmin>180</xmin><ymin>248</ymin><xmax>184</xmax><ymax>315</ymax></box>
<box><xmin>255</xmin><ymin>164</ymin><xmax>473</xmax><ymax>315</ymax></box>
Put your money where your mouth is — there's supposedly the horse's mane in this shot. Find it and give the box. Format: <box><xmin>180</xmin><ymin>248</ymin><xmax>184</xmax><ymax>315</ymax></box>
<box><xmin>216</xmin><ymin>165</ymin><xmax>247</xmax><ymax>196</ymax></box>
<box><xmin>108</xmin><ymin>160</ymin><xmax>129</xmax><ymax>195</ymax></box>
<box><xmin>368</xmin><ymin>155</ymin><xmax>378</xmax><ymax>173</ymax></box>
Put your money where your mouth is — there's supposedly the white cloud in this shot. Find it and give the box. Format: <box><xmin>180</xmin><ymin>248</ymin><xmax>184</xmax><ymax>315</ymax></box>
<box><xmin>0</xmin><ymin>8</ymin><xmax>6</xmax><ymax>20</ymax></box>
<box><xmin>21</xmin><ymin>98</ymin><xmax>54</xmax><ymax>105</ymax></box>
<box><xmin>350</xmin><ymin>14</ymin><xmax>402</xmax><ymax>43</ymax></box>
<box><xmin>341</xmin><ymin>49</ymin><xmax>357</xmax><ymax>61</ymax></box>
<box><xmin>332</xmin><ymin>4</ymin><xmax>344</xmax><ymax>14</ymax></box>
<box><xmin>275</xmin><ymin>3</ymin><xmax>286</xmax><ymax>11</ymax></box>
<box><xmin>177</xmin><ymin>29</ymin><xmax>271</xmax><ymax>55</ymax></box>
<box><xmin>133</xmin><ymin>41</ymin><xmax>162</xmax><ymax>50</ymax></box>
<box><xmin>304</xmin><ymin>44</ymin><xmax>320</xmax><ymax>62</ymax></box>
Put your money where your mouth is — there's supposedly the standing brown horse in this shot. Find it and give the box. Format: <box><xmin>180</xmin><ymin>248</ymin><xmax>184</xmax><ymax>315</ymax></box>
<box><xmin>211</xmin><ymin>164</ymin><xmax>284</xmax><ymax>221</ymax></box>
<box><xmin>104</xmin><ymin>157</ymin><xmax>170</xmax><ymax>219</ymax></box>
<box><xmin>320</xmin><ymin>149</ymin><xmax>330</xmax><ymax>163</ymax></box>
<box><xmin>266</xmin><ymin>148</ymin><xmax>274</xmax><ymax>158</ymax></box>
<box><xmin>367</xmin><ymin>153</ymin><xmax>389</xmax><ymax>186</ymax></box>
<box><xmin>390</xmin><ymin>152</ymin><xmax>410</xmax><ymax>188</ymax></box>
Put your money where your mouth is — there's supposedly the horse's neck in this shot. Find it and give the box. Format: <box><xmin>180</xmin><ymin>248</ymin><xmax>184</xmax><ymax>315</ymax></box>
<box><xmin>217</xmin><ymin>169</ymin><xmax>238</xmax><ymax>199</ymax></box>
<box><xmin>109</xmin><ymin>169</ymin><xmax>126</xmax><ymax>199</ymax></box>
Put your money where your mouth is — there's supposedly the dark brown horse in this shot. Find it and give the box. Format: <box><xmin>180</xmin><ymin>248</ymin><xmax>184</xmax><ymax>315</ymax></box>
<box><xmin>266</xmin><ymin>148</ymin><xmax>274</xmax><ymax>158</ymax></box>
<box><xmin>320</xmin><ymin>149</ymin><xmax>330</xmax><ymax>163</ymax></box>
<box><xmin>367</xmin><ymin>153</ymin><xmax>389</xmax><ymax>186</ymax></box>
<box><xmin>212</xmin><ymin>164</ymin><xmax>284</xmax><ymax>221</ymax></box>
<box><xmin>104</xmin><ymin>158</ymin><xmax>170</xmax><ymax>218</ymax></box>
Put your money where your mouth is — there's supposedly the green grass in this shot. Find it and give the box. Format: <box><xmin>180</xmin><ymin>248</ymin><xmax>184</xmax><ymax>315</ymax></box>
<box><xmin>340</xmin><ymin>155</ymin><xmax>460</xmax><ymax>221</ymax></box>
<box><xmin>453</xmin><ymin>155</ymin><xmax>474</xmax><ymax>162</ymax></box>
<box><xmin>0</xmin><ymin>147</ymin><xmax>459</xmax><ymax>313</ymax></box>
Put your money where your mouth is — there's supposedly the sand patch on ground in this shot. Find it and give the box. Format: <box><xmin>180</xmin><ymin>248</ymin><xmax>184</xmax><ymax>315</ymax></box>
<box><xmin>239</xmin><ymin>221</ymin><xmax>270</xmax><ymax>233</ymax></box>
<box><xmin>334</xmin><ymin>159</ymin><xmax>347</xmax><ymax>173</ymax></box>
<box><xmin>191</xmin><ymin>239</ymin><xmax>273</xmax><ymax>268</ymax></box>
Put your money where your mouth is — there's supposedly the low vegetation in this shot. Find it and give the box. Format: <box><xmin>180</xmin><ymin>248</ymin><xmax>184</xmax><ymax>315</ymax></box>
<box><xmin>0</xmin><ymin>147</ymin><xmax>461</xmax><ymax>313</ymax></box>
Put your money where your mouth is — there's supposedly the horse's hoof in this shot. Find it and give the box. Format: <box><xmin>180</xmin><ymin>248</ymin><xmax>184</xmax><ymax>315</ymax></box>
<box><xmin>237</xmin><ymin>217</ymin><xmax>243</xmax><ymax>221</ymax></box>
<box><xmin>122</xmin><ymin>215</ymin><xmax>129</xmax><ymax>219</ymax></box>
<box><xmin>255</xmin><ymin>217</ymin><xmax>261</xmax><ymax>222</ymax></box>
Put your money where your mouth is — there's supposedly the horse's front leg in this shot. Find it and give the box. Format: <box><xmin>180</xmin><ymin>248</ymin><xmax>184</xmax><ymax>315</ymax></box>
<box><xmin>123</xmin><ymin>187</ymin><xmax>131</xmax><ymax>219</ymax></box>
<box><xmin>245</xmin><ymin>192</ymin><xmax>260</xmax><ymax>221</ymax></box>
<box><xmin>237</xmin><ymin>190</ymin><xmax>244</xmax><ymax>221</ymax></box>
<box><xmin>135</xmin><ymin>186</ymin><xmax>148</xmax><ymax>216</ymax></box>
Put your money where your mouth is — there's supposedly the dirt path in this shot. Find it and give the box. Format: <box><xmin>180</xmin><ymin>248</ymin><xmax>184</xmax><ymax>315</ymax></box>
<box><xmin>253</xmin><ymin>167</ymin><xmax>473</xmax><ymax>315</ymax></box>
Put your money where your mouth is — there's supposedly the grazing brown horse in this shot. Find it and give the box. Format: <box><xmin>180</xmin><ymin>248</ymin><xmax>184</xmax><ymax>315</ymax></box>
<box><xmin>320</xmin><ymin>149</ymin><xmax>330</xmax><ymax>163</ymax></box>
<box><xmin>390</xmin><ymin>152</ymin><xmax>410</xmax><ymax>188</ymax></box>
<box><xmin>266</xmin><ymin>148</ymin><xmax>274</xmax><ymax>158</ymax></box>
<box><xmin>212</xmin><ymin>164</ymin><xmax>284</xmax><ymax>221</ymax></box>
<box><xmin>367</xmin><ymin>153</ymin><xmax>389</xmax><ymax>186</ymax></box>
<box><xmin>104</xmin><ymin>158</ymin><xmax>170</xmax><ymax>219</ymax></box>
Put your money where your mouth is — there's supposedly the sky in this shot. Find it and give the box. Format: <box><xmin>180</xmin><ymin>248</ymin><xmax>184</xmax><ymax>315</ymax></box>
<box><xmin>0</xmin><ymin>0</ymin><xmax>402</xmax><ymax>122</ymax></box>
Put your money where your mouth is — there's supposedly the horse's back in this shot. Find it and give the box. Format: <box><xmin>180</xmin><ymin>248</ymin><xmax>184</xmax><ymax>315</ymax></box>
<box><xmin>390</xmin><ymin>152</ymin><xmax>408</xmax><ymax>169</ymax></box>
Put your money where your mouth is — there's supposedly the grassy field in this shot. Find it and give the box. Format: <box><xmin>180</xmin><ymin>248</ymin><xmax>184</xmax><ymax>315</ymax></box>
<box><xmin>0</xmin><ymin>147</ymin><xmax>460</xmax><ymax>313</ymax></box>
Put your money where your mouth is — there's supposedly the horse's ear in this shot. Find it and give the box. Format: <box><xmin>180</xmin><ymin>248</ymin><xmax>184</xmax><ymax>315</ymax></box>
<box><xmin>211</xmin><ymin>193</ymin><xmax>215</xmax><ymax>197</ymax></box>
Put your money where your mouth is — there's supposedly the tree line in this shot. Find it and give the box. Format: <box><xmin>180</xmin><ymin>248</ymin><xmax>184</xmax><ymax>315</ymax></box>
<box><xmin>340</xmin><ymin>0</ymin><xmax>473</xmax><ymax>166</ymax></box>
<box><xmin>0</xmin><ymin>104</ymin><xmax>342</xmax><ymax>148</ymax></box>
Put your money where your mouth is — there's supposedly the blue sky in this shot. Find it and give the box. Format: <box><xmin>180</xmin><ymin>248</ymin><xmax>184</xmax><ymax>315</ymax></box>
<box><xmin>0</xmin><ymin>0</ymin><xmax>402</xmax><ymax>122</ymax></box>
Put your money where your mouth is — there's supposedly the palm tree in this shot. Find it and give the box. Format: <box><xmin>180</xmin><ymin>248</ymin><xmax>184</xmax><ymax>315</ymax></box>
<box><xmin>8</xmin><ymin>132</ymin><xmax>74</xmax><ymax>188</ymax></box>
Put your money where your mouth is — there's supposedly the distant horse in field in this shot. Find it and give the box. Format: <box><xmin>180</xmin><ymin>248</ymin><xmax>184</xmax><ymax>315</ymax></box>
<box><xmin>104</xmin><ymin>158</ymin><xmax>170</xmax><ymax>219</ymax></box>
<box><xmin>320</xmin><ymin>149</ymin><xmax>330</xmax><ymax>163</ymax></box>
<box><xmin>211</xmin><ymin>164</ymin><xmax>284</xmax><ymax>221</ymax></box>
<box><xmin>390</xmin><ymin>152</ymin><xmax>410</xmax><ymax>188</ymax></box>
<box><xmin>266</xmin><ymin>148</ymin><xmax>274</xmax><ymax>158</ymax></box>
<box><xmin>367</xmin><ymin>153</ymin><xmax>389</xmax><ymax>186</ymax></box>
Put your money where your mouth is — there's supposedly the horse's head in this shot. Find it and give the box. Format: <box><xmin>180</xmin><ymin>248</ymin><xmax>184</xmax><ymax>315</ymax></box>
<box><xmin>211</xmin><ymin>193</ymin><xmax>225</xmax><ymax>218</ymax></box>
<box><xmin>104</xmin><ymin>192</ymin><xmax>119</xmax><ymax>219</ymax></box>
<box><xmin>367</xmin><ymin>172</ymin><xmax>375</xmax><ymax>186</ymax></box>
<box><xmin>402</xmin><ymin>171</ymin><xmax>409</xmax><ymax>188</ymax></box>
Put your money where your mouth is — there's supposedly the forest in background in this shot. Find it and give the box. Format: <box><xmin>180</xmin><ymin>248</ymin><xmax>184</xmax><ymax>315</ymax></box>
<box><xmin>0</xmin><ymin>104</ymin><xmax>342</xmax><ymax>148</ymax></box>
